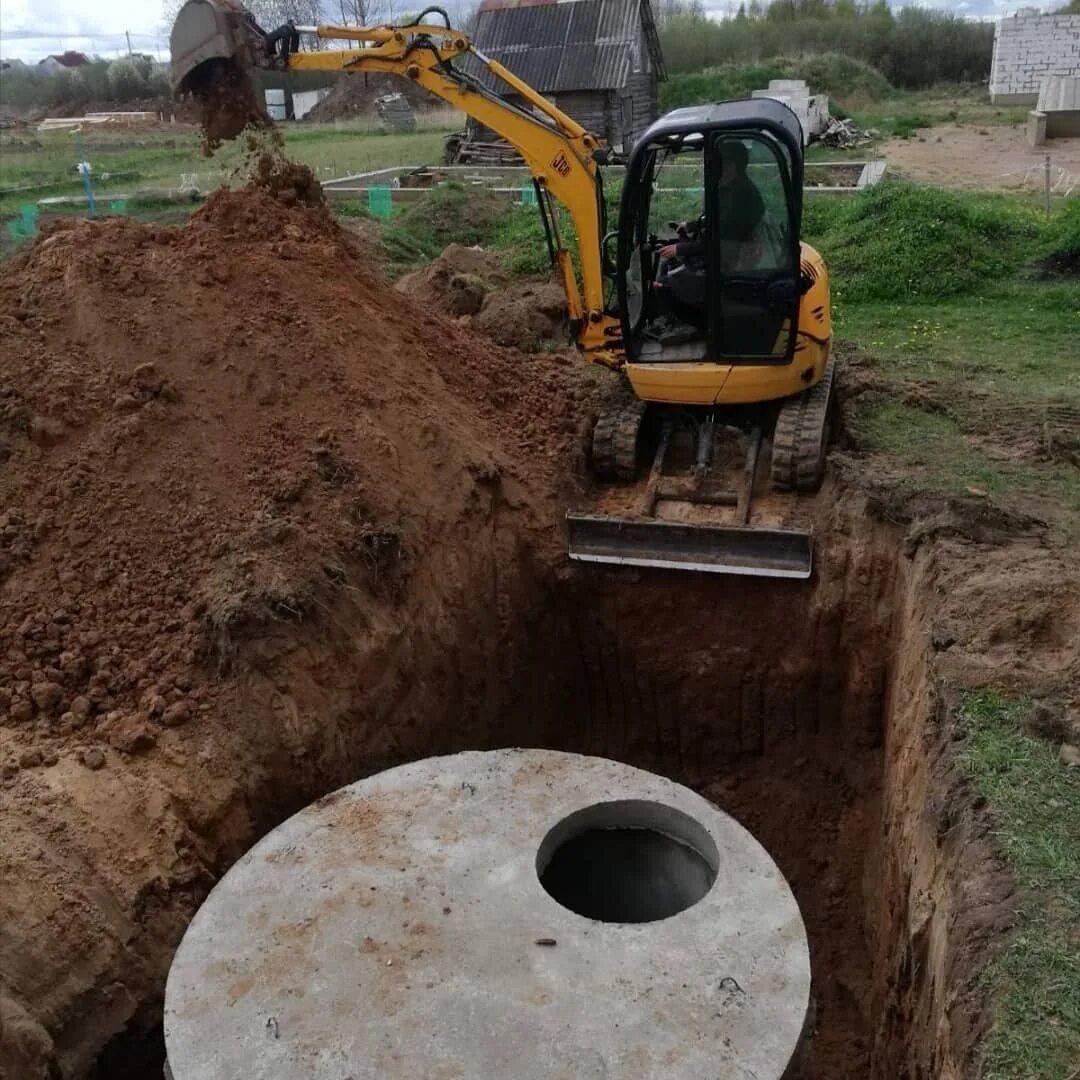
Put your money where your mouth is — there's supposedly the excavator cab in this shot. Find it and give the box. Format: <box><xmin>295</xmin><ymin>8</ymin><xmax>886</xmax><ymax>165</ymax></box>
<box><xmin>616</xmin><ymin>100</ymin><xmax>805</xmax><ymax>377</ymax></box>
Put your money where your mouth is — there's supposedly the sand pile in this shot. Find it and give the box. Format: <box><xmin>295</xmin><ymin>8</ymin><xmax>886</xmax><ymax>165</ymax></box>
<box><xmin>0</xmin><ymin>176</ymin><xmax>602</xmax><ymax>1077</ymax></box>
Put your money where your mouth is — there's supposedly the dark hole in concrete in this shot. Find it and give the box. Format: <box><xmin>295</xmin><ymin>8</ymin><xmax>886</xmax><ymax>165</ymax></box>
<box><xmin>536</xmin><ymin>800</ymin><xmax>718</xmax><ymax>923</ymax></box>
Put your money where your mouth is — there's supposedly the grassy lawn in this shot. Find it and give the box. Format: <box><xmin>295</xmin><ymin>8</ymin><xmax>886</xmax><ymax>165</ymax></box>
<box><xmin>958</xmin><ymin>692</ymin><xmax>1080</xmax><ymax>1080</ymax></box>
<box><xmin>801</xmin><ymin>182</ymin><xmax>1080</xmax><ymax>525</ymax></box>
<box><xmin>849</xmin><ymin>85</ymin><xmax>1030</xmax><ymax>139</ymax></box>
<box><xmin>0</xmin><ymin>122</ymin><xmax>454</xmax><ymax>217</ymax></box>
<box><xmin>835</xmin><ymin>284</ymin><xmax>1080</xmax><ymax>403</ymax></box>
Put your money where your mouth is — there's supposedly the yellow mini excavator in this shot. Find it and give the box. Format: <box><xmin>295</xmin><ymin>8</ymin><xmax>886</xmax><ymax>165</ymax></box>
<box><xmin>170</xmin><ymin>0</ymin><xmax>834</xmax><ymax>579</ymax></box>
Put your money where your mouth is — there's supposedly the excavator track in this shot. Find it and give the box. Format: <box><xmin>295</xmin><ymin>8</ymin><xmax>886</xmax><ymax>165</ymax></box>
<box><xmin>770</xmin><ymin>356</ymin><xmax>836</xmax><ymax>493</ymax></box>
<box><xmin>592</xmin><ymin>403</ymin><xmax>645</xmax><ymax>481</ymax></box>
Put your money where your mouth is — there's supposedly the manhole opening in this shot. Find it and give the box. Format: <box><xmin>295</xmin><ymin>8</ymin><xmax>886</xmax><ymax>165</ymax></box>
<box><xmin>536</xmin><ymin>799</ymin><xmax>719</xmax><ymax>923</ymax></box>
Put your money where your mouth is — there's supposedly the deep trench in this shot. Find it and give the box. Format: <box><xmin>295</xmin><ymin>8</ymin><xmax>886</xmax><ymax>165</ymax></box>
<box><xmin>96</xmin><ymin>507</ymin><xmax>962</xmax><ymax>1080</ymax></box>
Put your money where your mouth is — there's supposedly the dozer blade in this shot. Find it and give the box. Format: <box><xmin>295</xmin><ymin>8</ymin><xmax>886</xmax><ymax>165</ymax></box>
<box><xmin>169</xmin><ymin>0</ymin><xmax>262</xmax><ymax>95</ymax></box>
<box><xmin>566</xmin><ymin>512</ymin><xmax>813</xmax><ymax>579</ymax></box>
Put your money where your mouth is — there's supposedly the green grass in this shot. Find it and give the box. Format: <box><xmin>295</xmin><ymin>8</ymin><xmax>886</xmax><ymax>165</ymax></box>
<box><xmin>833</xmin><ymin>284</ymin><xmax>1080</xmax><ymax>404</ymax></box>
<box><xmin>957</xmin><ymin>691</ymin><xmax>1080</xmax><ymax>1080</ymax></box>
<box><xmin>661</xmin><ymin>54</ymin><xmax>895</xmax><ymax>112</ymax></box>
<box><xmin>661</xmin><ymin>68</ymin><xmax>1028</xmax><ymax>151</ymax></box>
<box><xmin>0</xmin><ymin>123</ymin><xmax>453</xmax><ymax>216</ymax></box>
<box><xmin>806</xmin><ymin>183</ymin><xmax>1080</xmax><ymax>523</ymax></box>
<box><xmin>850</xmin><ymin>85</ymin><xmax>1030</xmax><ymax>138</ymax></box>
<box><xmin>803</xmin><ymin>180</ymin><xmax>1049</xmax><ymax>302</ymax></box>
<box><xmin>852</xmin><ymin>401</ymin><xmax>1080</xmax><ymax>511</ymax></box>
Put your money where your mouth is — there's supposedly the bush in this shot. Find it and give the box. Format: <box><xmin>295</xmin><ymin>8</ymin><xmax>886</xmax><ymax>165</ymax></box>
<box><xmin>803</xmin><ymin>180</ymin><xmax>1042</xmax><ymax>301</ymax></box>
<box><xmin>659</xmin><ymin>5</ymin><xmax>993</xmax><ymax>89</ymax></box>
<box><xmin>662</xmin><ymin>54</ymin><xmax>893</xmax><ymax>111</ymax></box>
<box><xmin>791</xmin><ymin>53</ymin><xmax>893</xmax><ymax>101</ymax></box>
<box><xmin>662</xmin><ymin>64</ymin><xmax>790</xmax><ymax>109</ymax></box>
<box><xmin>107</xmin><ymin>59</ymin><xmax>149</xmax><ymax>102</ymax></box>
<box><xmin>1036</xmin><ymin>199</ymin><xmax>1080</xmax><ymax>276</ymax></box>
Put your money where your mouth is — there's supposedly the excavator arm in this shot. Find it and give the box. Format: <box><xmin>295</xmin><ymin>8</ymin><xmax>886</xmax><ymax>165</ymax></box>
<box><xmin>170</xmin><ymin>1</ymin><xmax>622</xmax><ymax>365</ymax></box>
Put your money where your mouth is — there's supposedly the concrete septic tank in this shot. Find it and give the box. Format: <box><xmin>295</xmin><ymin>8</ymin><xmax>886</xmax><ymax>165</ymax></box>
<box><xmin>164</xmin><ymin>750</ymin><xmax>811</xmax><ymax>1079</ymax></box>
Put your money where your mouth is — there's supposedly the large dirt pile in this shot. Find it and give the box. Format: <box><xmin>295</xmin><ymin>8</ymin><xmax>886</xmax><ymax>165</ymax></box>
<box><xmin>0</xmin><ymin>176</ymin><xmax>602</xmax><ymax>1078</ymax></box>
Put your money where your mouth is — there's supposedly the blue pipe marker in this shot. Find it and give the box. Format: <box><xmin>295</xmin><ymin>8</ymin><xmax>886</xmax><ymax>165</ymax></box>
<box><xmin>77</xmin><ymin>161</ymin><xmax>96</xmax><ymax>218</ymax></box>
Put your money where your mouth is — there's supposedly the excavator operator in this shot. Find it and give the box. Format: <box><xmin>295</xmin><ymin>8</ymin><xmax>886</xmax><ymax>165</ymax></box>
<box><xmin>658</xmin><ymin>142</ymin><xmax>765</xmax><ymax>264</ymax></box>
<box><xmin>653</xmin><ymin>142</ymin><xmax>765</xmax><ymax>335</ymax></box>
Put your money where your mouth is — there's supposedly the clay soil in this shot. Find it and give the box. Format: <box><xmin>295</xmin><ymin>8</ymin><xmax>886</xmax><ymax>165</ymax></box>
<box><xmin>2</xmin><ymin>170</ymin><xmax>1079</xmax><ymax>1080</ymax></box>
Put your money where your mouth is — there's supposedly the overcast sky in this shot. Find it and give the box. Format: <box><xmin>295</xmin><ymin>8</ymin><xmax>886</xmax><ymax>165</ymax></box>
<box><xmin>0</xmin><ymin>0</ymin><xmax>1053</xmax><ymax>63</ymax></box>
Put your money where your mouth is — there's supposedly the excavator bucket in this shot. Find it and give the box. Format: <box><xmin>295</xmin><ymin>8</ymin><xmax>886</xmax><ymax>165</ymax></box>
<box><xmin>566</xmin><ymin>513</ymin><xmax>813</xmax><ymax>579</ymax></box>
<box><xmin>169</xmin><ymin>0</ymin><xmax>263</xmax><ymax>95</ymax></box>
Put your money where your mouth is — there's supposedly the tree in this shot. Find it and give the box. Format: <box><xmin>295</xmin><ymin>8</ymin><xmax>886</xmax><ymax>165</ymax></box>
<box><xmin>162</xmin><ymin>0</ymin><xmax>324</xmax><ymax>32</ymax></box>
<box><xmin>335</xmin><ymin>0</ymin><xmax>387</xmax><ymax>22</ymax></box>
<box><xmin>107</xmin><ymin>58</ymin><xmax>149</xmax><ymax>102</ymax></box>
<box><xmin>656</xmin><ymin>0</ymin><xmax>706</xmax><ymax>26</ymax></box>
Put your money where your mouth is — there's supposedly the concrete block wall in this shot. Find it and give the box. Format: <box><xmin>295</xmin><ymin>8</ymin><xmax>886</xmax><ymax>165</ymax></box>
<box><xmin>989</xmin><ymin>13</ymin><xmax>1080</xmax><ymax>105</ymax></box>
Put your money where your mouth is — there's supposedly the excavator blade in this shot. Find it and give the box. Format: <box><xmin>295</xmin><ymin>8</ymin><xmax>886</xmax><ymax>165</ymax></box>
<box><xmin>169</xmin><ymin>0</ymin><xmax>262</xmax><ymax>95</ymax></box>
<box><xmin>566</xmin><ymin>512</ymin><xmax>813</xmax><ymax>579</ymax></box>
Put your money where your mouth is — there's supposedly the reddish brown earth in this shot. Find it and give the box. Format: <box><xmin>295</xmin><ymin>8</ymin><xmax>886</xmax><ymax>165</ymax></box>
<box><xmin>0</xmin><ymin>175</ymin><xmax>601</xmax><ymax>1078</ymax></box>
<box><xmin>396</xmin><ymin>243</ymin><xmax>570</xmax><ymax>352</ymax></box>
<box><xmin>181</xmin><ymin>57</ymin><xmax>273</xmax><ymax>155</ymax></box>
<box><xmin>1</xmin><ymin>168</ymin><xmax>1078</xmax><ymax>1080</ymax></box>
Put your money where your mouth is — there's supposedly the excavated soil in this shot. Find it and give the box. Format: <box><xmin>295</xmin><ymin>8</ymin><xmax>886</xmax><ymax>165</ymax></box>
<box><xmin>397</xmin><ymin>244</ymin><xmax>570</xmax><ymax>351</ymax></box>
<box><xmin>181</xmin><ymin>57</ymin><xmax>272</xmax><ymax>155</ymax></box>
<box><xmin>2</xmin><ymin>178</ymin><xmax>1079</xmax><ymax>1080</ymax></box>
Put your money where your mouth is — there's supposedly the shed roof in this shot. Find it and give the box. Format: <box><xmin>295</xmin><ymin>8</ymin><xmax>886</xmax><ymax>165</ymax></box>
<box><xmin>39</xmin><ymin>51</ymin><xmax>90</xmax><ymax>68</ymax></box>
<box><xmin>467</xmin><ymin>0</ymin><xmax>665</xmax><ymax>94</ymax></box>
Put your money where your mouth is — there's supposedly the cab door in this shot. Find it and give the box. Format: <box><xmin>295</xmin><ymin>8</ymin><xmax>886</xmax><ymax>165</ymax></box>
<box><xmin>706</xmin><ymin>132</ymin><xmax>801</xmax><ymax>364</ymax></box>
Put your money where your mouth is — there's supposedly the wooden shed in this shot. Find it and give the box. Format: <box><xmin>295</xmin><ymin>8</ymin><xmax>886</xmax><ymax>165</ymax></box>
<box><xmin>463</xmin><ymin>0</ymin><xmax>667</xmax><ymax>154</ymax></box>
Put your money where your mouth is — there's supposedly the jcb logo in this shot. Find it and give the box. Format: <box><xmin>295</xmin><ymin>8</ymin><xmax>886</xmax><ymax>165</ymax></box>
<box><xmin>550</xmin><ymin>152</ymin><xmax>571</xmax><ymax>177</ymax></box>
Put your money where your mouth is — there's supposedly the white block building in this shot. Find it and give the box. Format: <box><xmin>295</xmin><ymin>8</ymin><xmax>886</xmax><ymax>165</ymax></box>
<box><xmin>989</xmin><ymin>11</ymin><xmax>1080</xmax><ymax>105</ymax></box>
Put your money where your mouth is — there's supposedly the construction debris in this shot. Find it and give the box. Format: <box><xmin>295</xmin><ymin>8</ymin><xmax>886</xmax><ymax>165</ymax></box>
<box><xmin>818</xmin><ymin>117</ymin><xmax>877</xmax><ymax>149</ymax></box>
<box><xmin>374</xmin><ymin>93</ymin><xmax>416</xmax><ymax>132</ymax></box>
<box><xmin>751</xmin><ymin>80</ymin><xmax>830</xmax><ymax>145</ymax></box>
<box><xmin>36</xmin><ymin>112</ymin><xmax>160</xmax><ymax>133</ymax></box>
<box><xmin>443</xmin><ymin>132</ymin><xmax>523</xmax><ymax>166</ymax></box>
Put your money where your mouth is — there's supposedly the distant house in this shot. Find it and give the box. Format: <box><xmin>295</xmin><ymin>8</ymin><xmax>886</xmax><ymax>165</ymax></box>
<box><xmin>1</xmin><ymin>58</ymin><xmax>31</xmax><ymax>73</ymax></box>
<box><xmin>464</xmin><ymin>0</ymin><xmax>666</xmax><ymax>153</ymax></box>
<box><xmin>37</xmin><ymin>51</ymin><xmax>91</xmax><ymax>77</ymax></box>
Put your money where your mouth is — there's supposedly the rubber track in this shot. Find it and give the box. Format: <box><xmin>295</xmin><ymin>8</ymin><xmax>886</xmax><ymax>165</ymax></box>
<box><xmin>592</xmin><ymin>404</ymin><xmax>644</xmax><ymax>480</ymax></box>
<box><xmin>770</xmin><ymin>356</ymin><xmax>836</xmax><ymax>493</ymax></box>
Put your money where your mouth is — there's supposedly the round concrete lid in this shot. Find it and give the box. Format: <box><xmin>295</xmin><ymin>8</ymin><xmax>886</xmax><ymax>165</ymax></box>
<box><xmin>165</xmin><ymin>750</ymin><xmax>810</xmax><ymax>1079</ymax></box>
